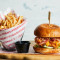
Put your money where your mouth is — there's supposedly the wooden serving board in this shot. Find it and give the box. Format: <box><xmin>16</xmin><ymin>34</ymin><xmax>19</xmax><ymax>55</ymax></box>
<box><xmin>0</xmin><ymin>41</ymin><xmax>60</xmax><ymax>60</ymax></box>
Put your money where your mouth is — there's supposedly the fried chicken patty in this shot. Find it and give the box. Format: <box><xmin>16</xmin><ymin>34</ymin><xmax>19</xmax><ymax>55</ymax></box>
<box><xmin>35</xmin><ymin>37</ymin><xmax>60</xmax><ymax>48</ymax></box>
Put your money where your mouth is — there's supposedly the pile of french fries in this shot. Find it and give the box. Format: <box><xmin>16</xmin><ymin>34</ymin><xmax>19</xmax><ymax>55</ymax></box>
<box><xmin>0</xmin><ymin>12</ymin><xmax>24</xmax><ymax>29</ymax></box>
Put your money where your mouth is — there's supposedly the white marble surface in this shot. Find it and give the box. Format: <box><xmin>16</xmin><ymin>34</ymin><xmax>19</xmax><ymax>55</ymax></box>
<box><xmin>0</xmin><ymin>0</ymin><xmax>60</xmax><ymax>40</ymax></box>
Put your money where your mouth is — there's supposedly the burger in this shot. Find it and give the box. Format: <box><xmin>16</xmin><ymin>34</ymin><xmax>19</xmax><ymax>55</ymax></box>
<box><xmin>33</xmin><ymin>23</ymin><xmax>60</xmax><ymax>54</ymax></box>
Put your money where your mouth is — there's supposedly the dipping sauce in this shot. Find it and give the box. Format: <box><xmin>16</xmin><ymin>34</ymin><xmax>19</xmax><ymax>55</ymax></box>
<box><xmin>15</xmin><ymin>41</ymin><xmax>30</xmax><ymax>53</ymax></box>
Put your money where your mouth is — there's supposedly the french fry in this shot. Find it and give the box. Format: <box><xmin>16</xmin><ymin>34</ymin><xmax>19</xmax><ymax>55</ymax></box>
<box><xmin>12</xmin><ymin>15</ymin><xmax>17</xmax><ymax>26</ymax></box>
<box><xmin>0</xmin><ymin>12</ymin><xmax>23</xmax><ymax>29</ymax></box>
<box><xmin>15</xmin><ymin>16</ymin><xmax>23</xmax><ymax>26</ymax></box>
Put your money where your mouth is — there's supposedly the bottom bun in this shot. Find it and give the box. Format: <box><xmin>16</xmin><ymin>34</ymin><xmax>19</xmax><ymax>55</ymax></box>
<box><xmin>33</xmin><ymin>46</ymin><xmax>60</xmax><ymax>54</ymax></box>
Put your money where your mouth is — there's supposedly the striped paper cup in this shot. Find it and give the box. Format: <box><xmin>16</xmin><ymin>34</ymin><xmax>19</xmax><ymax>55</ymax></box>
<box><xmin>0</xmin><ymin>20</ymin><xmax>27</xmax><ymax>50</ymax></box>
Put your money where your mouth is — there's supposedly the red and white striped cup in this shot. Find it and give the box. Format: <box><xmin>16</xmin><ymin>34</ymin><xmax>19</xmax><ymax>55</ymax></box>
<box><xmin>0</xmin><ymin>20</ymin><xmax>27</xmax><ymax>50</ymax></box>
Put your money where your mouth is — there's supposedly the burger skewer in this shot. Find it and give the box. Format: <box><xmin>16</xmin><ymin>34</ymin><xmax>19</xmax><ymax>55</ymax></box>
<box><xmin>48</xmin><ymin>11</ymin><xmax>51</xmax><ymax>40</ymax></box>
<box><xmin>48</xmin><ymin>11</ymin><xmax>51</xmax><ymax>27</ymax></box>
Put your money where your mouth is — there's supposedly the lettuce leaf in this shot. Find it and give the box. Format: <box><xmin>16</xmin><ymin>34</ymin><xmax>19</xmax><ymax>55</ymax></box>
<box><xmin>58</xmin><ymin>46</ymin><xmax>60</xmax><ymax>48</ymax></box>
<box><xmin>43</xmin><ymin>45</ymin><xmax>53</xmax><ymax>48</ymax></box>
<box><xmin>34</xmin><ymin>45</ymin><xmax>39</xmax><ymax>47</ymax></box>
